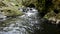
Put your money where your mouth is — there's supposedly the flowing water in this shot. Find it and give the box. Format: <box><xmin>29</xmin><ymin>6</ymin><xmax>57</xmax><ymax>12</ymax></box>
<box><xmin>0</xmin><ymin>7</ymin><xmax>60</xmax><ymax>34</ymax></box>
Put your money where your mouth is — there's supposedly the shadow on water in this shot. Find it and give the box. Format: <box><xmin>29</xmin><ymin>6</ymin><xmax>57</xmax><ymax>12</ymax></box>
<box><xmin>34</xmin><ymin>21</ymin><xmax>59</xmax><ymax>34</ymax></box>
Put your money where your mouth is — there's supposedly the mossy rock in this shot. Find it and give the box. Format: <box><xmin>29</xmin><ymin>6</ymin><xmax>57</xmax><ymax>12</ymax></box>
<box><xmin>0</xmin><ymin>0</ymin><xmax>24</xmax><ymax>17</ymax></box>
<box><xmin>44</xmin><ymin>10</ymin><xmax>56</xmax><ymax>19</ymax></box>
<box><xmin>0</xmin><ymin>7</ymin><xmax>23</xmax><ymax>16</ymax></box>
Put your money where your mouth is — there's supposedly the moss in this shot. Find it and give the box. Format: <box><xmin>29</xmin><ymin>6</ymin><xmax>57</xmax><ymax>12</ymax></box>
<box><xmin>44</xmin><ymin>0</ymin><xmax>60</xmax><ymax>20</ymax></box>
<box><xmin>0</xmin><ymin>0</ymin><xmax>24</xmax><ymax>17</ymax></box>
<box><xmin>0</xmin><ymin>7</ymin><xmax>23</xmax><ymax>16</ymax></box>
<box><xmin>44</xmin><ymin>10</ymin><xmax>56</xmax><ymax>19</ymax></box>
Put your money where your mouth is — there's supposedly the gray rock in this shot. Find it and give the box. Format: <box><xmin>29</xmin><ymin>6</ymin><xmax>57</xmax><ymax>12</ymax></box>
<box><xmin>0</xmin><ymin>13</ymin><xmax>7</xmax><ymax>21</ymax></box>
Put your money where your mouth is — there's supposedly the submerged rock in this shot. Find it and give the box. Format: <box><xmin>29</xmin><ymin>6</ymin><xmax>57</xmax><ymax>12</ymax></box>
<box><xmin>19</xmin><ymin>7</ymin><xmax>38</xmax><ymax>17</ymax></box>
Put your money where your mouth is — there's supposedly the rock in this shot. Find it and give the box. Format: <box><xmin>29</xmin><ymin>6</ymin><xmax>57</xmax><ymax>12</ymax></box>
<box><xmin>0</xmin><ymin>13</ymin><xmax>7</xmax><ymax>21</ymax></box>
<box><xmin>0</xmin><ymin>0</ymin><xmax>24</xmax><ymax>17</ymax></box>
<box><xmin>46</xmin><ymin>17</ymin><xmax>60</xmax><ymax>24</ymax></box>
<box><xmin>44</xmin><ymin>9</ymin><xmax>60</xmax><ymax>24</ymax></box>
<box><xmin>20</xmin><ymin>7</ymin><xmax>38</xmax><ymax>17</ymax></box>
<box><xmin>0</xmin><ymin>7</ymin><xmax>23</xmax><ymax>17</ymax></box>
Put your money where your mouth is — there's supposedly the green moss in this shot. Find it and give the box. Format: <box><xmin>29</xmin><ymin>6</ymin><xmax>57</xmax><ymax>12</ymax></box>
<box><xmin>44</xmin><ymin>0</ymin><xmax>60</xmax><ymax>19</ymax></box>
<box><xmin>44</xmin><ymin>10</ymin><xmax>56</xmax><ymax>19</ymax></box>
<box><xmin>0</xmin><ymin>0</ymin><xmax>24</xmax><ymax>16</ymax></box>
<box><xmin>0</xmin><ymin>7</ymin><xmax>23</xmax><ymax>16</ymax></box>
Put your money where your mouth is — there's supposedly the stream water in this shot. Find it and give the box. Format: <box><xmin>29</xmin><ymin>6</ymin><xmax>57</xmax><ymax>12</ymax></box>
<box><xmin>0</xmin><ymin>7</ymin><xmax>60</xmax><ymax>34</ymax></box>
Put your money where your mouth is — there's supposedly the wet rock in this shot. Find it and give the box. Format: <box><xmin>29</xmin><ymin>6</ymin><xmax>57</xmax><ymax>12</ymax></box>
<box><xmin>0</xmin><ymin>13</ymin><xmax>7</xmax><ymax>21</ymax></box>
<box><xmin>19</xmin><ymin>7</ymin><xmax>38</xmax><ymax>17</ymax></box>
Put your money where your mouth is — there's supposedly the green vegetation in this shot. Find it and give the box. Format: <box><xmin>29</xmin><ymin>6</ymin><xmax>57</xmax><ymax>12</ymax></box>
<box><xmin>22</xmin><ymin>0</ymin><xmax>45</xmax><ymax>12</ymax></box>
<box><xmin>0</xmin><ymin>0</ymin><xmax>23</xmax><ymax>16</ymax></box>
<box><xmin>44</xmin><ymin>0</ymin><xmax>60</xmax><ymax>20</ymax></box>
